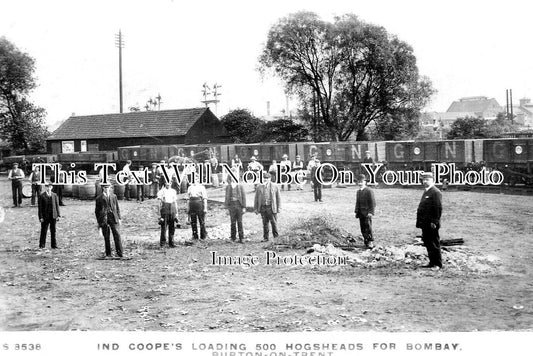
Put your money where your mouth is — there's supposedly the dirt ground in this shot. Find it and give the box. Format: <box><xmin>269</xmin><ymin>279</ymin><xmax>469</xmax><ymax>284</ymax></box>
<box><xmin>0</xmin><ymin>177</ymin><xmax>532</xmax><ymax>332</ymax></box>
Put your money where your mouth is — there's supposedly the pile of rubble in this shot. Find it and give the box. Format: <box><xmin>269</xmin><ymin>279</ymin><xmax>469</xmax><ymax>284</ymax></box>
<box><xmin>308</xmin><ymin>243</ymin><xmax>501</xmax><ymax>273</ymax></box>
<box><xmin>273</xmin><ymin>214</ymin><xmax>357</xmax><ymax>249</ymax></box>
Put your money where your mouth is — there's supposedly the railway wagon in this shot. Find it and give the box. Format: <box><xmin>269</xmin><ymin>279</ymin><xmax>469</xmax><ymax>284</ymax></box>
<box><xmin>483</xmin><ymin>138</ymin><xmax>533</xmax><ymax>185</ymax></box>
<box><xmin>57</xmin><ymin>151</ymin><xmax>117</xmax><ymax>173</ymax></box>
<box><xmin>118</xmin><ymin>145</ymin><xmax>170</xmax><ymax>165</ymax></box>
<box><xmin>229</xmin><ymin>144</ymin><xmax>264</xmax><ymax>165</ymax></box>
<box><xmin>385</xmin><ymin>140</ymin><xmax>474</xmax><ymax>171</ymax></box>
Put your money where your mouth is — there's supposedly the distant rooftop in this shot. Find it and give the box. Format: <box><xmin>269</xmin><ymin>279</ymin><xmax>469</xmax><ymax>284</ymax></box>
<box><xmin>447</xmin><ymin>96</ymin><xmax>502</xmax><ymax>114</ymax></box>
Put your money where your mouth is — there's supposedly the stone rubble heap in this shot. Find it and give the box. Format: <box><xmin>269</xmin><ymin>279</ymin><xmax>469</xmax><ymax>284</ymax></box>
<box><xmin>309</xmin><ymin>243</ymin><xmax>501</xmax><ymax>273</ymax></box>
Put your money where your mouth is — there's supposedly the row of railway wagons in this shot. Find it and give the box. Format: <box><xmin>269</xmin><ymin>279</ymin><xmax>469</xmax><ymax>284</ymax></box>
<box><xmin>3</xmin><ymin>138</ymin><xmax>533</xmax><ymax>185</ymax></box>
<box><xmin>114</xmin><ymin>138</ymin><xmax>532</xmax><ymax>167</ymax></box>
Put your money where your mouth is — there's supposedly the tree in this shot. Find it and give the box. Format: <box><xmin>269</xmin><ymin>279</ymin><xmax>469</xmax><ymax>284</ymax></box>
<box><xmin>483</xmin><ymin>112</ymin><xmax>520</xmax><ymax>138</ymax></box>
<box><xmin>371</xmin><ymin>108</ymin><xmax>421</xmax><ymax>140</ymax></box>
<box><xmin>220</xmin><ymin>109</ymin><xmax>264</xmax><ymax>143</ymax></box>
<box><xmin>447</xmin><ymin>116</ymin><xmax>486</xmax><ymax>139</ymax></box>
<box><xmin>255</xmin><ymin>118</ymin><xmax>309</xmax><ymax>142</ymax></box>
<box><xmin>259</xmin><ymin>12</ymin><xmax>434</xmax><ymax>141</ymax></box>
<box><xmin>0</xmin><ymin>37</ymin><xmax>48</xmax><ymax>152</ymax></box>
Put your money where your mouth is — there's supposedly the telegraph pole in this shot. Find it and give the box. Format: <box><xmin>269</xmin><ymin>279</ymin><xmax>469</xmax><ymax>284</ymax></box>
<box><xmin>201</xmin><ymin>83</ymin><xmax>221</xmax><ymax>115</ymax></box>
<box><xmin>115</xmin><ymin>30</ymin><xmax>125</xmax><ymax>113</ymax></box>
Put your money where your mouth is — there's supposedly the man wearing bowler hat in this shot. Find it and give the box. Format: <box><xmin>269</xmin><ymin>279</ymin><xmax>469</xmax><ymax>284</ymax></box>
<box><xmin>416</xmin><ymin>172</ymin><xmax>443</xmax><ymax>269</ymax></box>
<box><xmin>95</xmin><ymin>182</ymin><xmax>123</xmax><ymax>258</ymax></box>
<box><xmin>38</xmin><ymin>182</ymin><xmax>61</xmax><ymax>249</ymax></box>
<box><xmin>355</xmin><ymin>174</ymin><xmax>376</xmax><ymax>249</ymax></box>
<box><xmin>254</xmin><ymin>172</ymin><xmax>281</xmax><ymax>241</ymax></box>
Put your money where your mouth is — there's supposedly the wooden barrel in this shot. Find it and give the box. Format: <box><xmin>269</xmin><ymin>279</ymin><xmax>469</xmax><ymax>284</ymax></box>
<box><xmin>127</xmin><ymin>183</ymin><xmax>137</xmax><ymax>200</ymax></box>
<box><xmin>149</xmin><ymin>182</ymin><xmax>158</xmax><ymax>198</ymax></box>
<box><xmin>72</xmin><ymin>184</ymin><xmax>79</xmax><ymax>199</ymax></box>
<box><xmin>63</xmin><ymin>184</ymin><xmax>73</xmax><ymax>197</ymax></box>
<box><xmin>211</xmin><ymin>173</ymin><xmax>220</xmax><ymax>188</ymax></box>
<box><xmin>95</xmin><ymin>180</ymin><xmax>102</xmax><ymax>198</ymax></box>
<box><xmin>22</xmin><ymin>183</ymin><xmax>33</xmax><ymax>198</ymax></box>
<box><xmin>143</xmin><ymin>183</ymin><xmax>151</xmax><ymax>197</ymax></box>
<box><xmin>79</xmin><ymin>175</ymin><xmax>98</xmax><ymax>200</ymax></box>
<box><xmin>180</xmin><ymin>178</ymin><xmax>189</xmax><ymax>194</ymax></box>
<box><xmin>113</xmin><ymin>181</ymin><xmax>125</xmax><ymax>200</ymax></box>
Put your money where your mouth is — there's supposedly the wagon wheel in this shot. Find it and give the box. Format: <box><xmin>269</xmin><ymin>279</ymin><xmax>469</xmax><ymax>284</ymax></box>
<box><xmin>22</xmin><ymin>182</ymin><xmax>32</xmax><ymax>198</ymax></box>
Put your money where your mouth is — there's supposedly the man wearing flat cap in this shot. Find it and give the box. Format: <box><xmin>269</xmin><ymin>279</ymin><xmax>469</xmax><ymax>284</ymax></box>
<box><xmin>416</xmin><ymin>172</ymin><xmax>443</xmax><ymax>269</ymax></box>
<box><xmin>355</xmin><ymin>174</ymin><xmax>376</xmax><ymax>249</ymax></box>
<box><xmin>95</xmin><ymin>183</ymin><xmax>123</xmax><ymax>258</ymax></box>
<box><xmin>38</xmin><ymin>182</ymin><xmax>61</xmax><ymax>249</ymax></box>
<box><xmin>254</xmin><ymin>172</ymin><xmax>281</xmax><ymax>241</ymax></box>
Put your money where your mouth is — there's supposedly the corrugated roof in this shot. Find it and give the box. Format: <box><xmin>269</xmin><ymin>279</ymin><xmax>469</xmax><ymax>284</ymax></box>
<box><xmin>48</xmin><ymin>108</ymin><xmax>209</xmax><ymax>140</ymax></box>
<box><xmin>446</xmin><ymin>97</ymin><xmax>501</xmax><ymax>114</ymax></box>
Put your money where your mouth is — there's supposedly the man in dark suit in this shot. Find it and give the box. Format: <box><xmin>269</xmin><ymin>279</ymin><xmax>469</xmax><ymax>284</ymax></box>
<box><xmin>225</xmin><ymin>169</ymin><xmax>247</xmax><ymax>243</ymax></box>
<box><xmin>95</xmin><ymin>183</ymin><xmax>123</xmax><ymax>258</ymax></box>
<box><xmin>51</xmin><ymin>163</ymin><xmax>66</xmax><ymax>206</ymax></box>
<box><xmin>254</xmin><ymin>172</ymin><xmax>281</xmax><ymax>242</ymax></box>
<box><xmin>355</xmin><ymin>174</ymin><xmax>376</xmax><ymax>249</ymax></box>
<box><xmin>416</xmin><ymin>172</ymin><xmax>443</xmax><ymax>269</ymax></box>
<box><xmin>38</xmin><ymin>182</ymin><xmax>61</xmax><ymax>249</ymax></box>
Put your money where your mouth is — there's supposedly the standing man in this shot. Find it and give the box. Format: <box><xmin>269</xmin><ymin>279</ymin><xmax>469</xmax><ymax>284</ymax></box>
<box><xmin>136</xmin><ymin>164</ymin><xmax>146</xmax><ymax>202</ymax></box>
<box><xmin>363</xmin><ymin>150</ymin><xmax>374</xmax><ymax>164</ymax></box>
<box><xmin>38</xmin><ymin>182</ymin><xmax>61</xmax><ymax>249</ymax></box>
<box><xmin>355</xmin><ymin>174</ymin><xmax>376</xmax><ymax>249</ymax></box>
<box><xmin>307</xmin><ymin>152</ymin><xmax>318</xmax><ymax>172</ymax></box>
<box><xmin>225</xmin><ymin>169</ymin><xmax>247</xmax><ymax>243</ymax></box>
<box><xmin>8</xmin><ymin>162</ymin><xmax>25</xmax><ymax>207</ymax></box>
<box><xmin>280</xmin><ymin>154</ymin><xmax>292</xmax><ymax>191</ymax></box>
<box><xmin>254</xmin><ymin>172</ymin><xmax>281</xmax><ymax>242</ymax></box>
<box><xmin>310</xmin><ymin>158</ymin><xmax>322</xmax><ymax>202</ymax></box>
<box><xmin>157</xmin><ymin>181</ymin><xmax>179</xmax><ymax>248</ymax></box>
<box><xmin>20</xmin><ymin>158</ymin><xmax>30</xmax><ymax>175</ymax></box>
<box><xmin>157</xmin><ymin>160</ymin><xmax>166</xmax><ymax>191</ymax></box>
<box><xmin>186</xmin><ymin>175</ymin><xmax>208</xmax><ymax>240</ymax></box>
<box><xmin>149</xmin><ymin>162</ymin><xmax>159</xmax><ymax>198</ymax></box>
<box><xmin>51</xmin><ymin>163</ymin><xmax>65</xmax><ymax>206</ymax></box>
<box><xmin>247</xmin><ymin>156</ymin><xmax>264</xmax><ymax>191</ymax></box>
<box><xmin>416</xmin><ymin>172</ymin><xmax>443</xmax><ymax>269</ymax></box>
<box><xmin>292</xmin><ymin>155</ymin><xmax>304</xmax><ymax>190</ymax></box>
<box><xmin>29</xmin><ymin>166</ymin><xmax>43</xmax><ymax>206</ymax></box>
<box><xmin>122</xmin><ymin>160</ymin><xmax>132</xmax><ymax>201</ymax></box>
<box><xmin>95</xmin><ymin>183</ymin><xmax>124</xmax><ymax>258</ymax></box>
<box><xmin>231</xmin><ymin>154</ymin><xmax>243</xmax><ymax>177</ymax></box>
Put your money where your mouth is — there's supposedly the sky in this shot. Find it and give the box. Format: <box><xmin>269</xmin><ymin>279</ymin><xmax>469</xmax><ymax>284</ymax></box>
<box><xmin>2</xmin><ymin>0</ymin><xmax>532</xmax><ymax>130</ymax></box>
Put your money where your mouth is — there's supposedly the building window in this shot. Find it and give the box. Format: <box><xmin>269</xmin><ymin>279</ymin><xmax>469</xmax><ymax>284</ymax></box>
<box><xmin>62</xmin><ymin>141</ymin><xmax>75</xmax><ymax>153</ymax></box>
<box><xmin>88</xmin><ymin>143</ymin><xmax>99</xmax><ymax>151</ymax></box>
<box><xmin>80</xmin><ymin>140</ymin><xmax>87</xmax><ymax>152</ymax></box>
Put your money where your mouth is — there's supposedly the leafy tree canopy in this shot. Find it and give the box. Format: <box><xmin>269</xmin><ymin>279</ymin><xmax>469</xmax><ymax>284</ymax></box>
<box><xmin>447</xmin><ymin>113</ymin><xmax>520</xmax><ymax>139</ymax></box>
<box><xmin>256</xmin><ymin>118</ymin><xmax>309</xmax><ymax>142</ymax></box>
<box><xmin>0</xmin><ymin>37</ymin><xmax>48</xmax><ymax>153</ymax></box>
<box><xmin>220</xmin><ymin>109</ymin><xmax>264</xmax><ymax>143</ymax></box>
<box><xmin>259</xmin><ymin>12</ymin><xmax>434</xmax><ymax>141</ymax></box>
<box><xmin>447</xmin><ymin>116</ymin><xmax>487</xmax><ymax>139</ymax></box>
